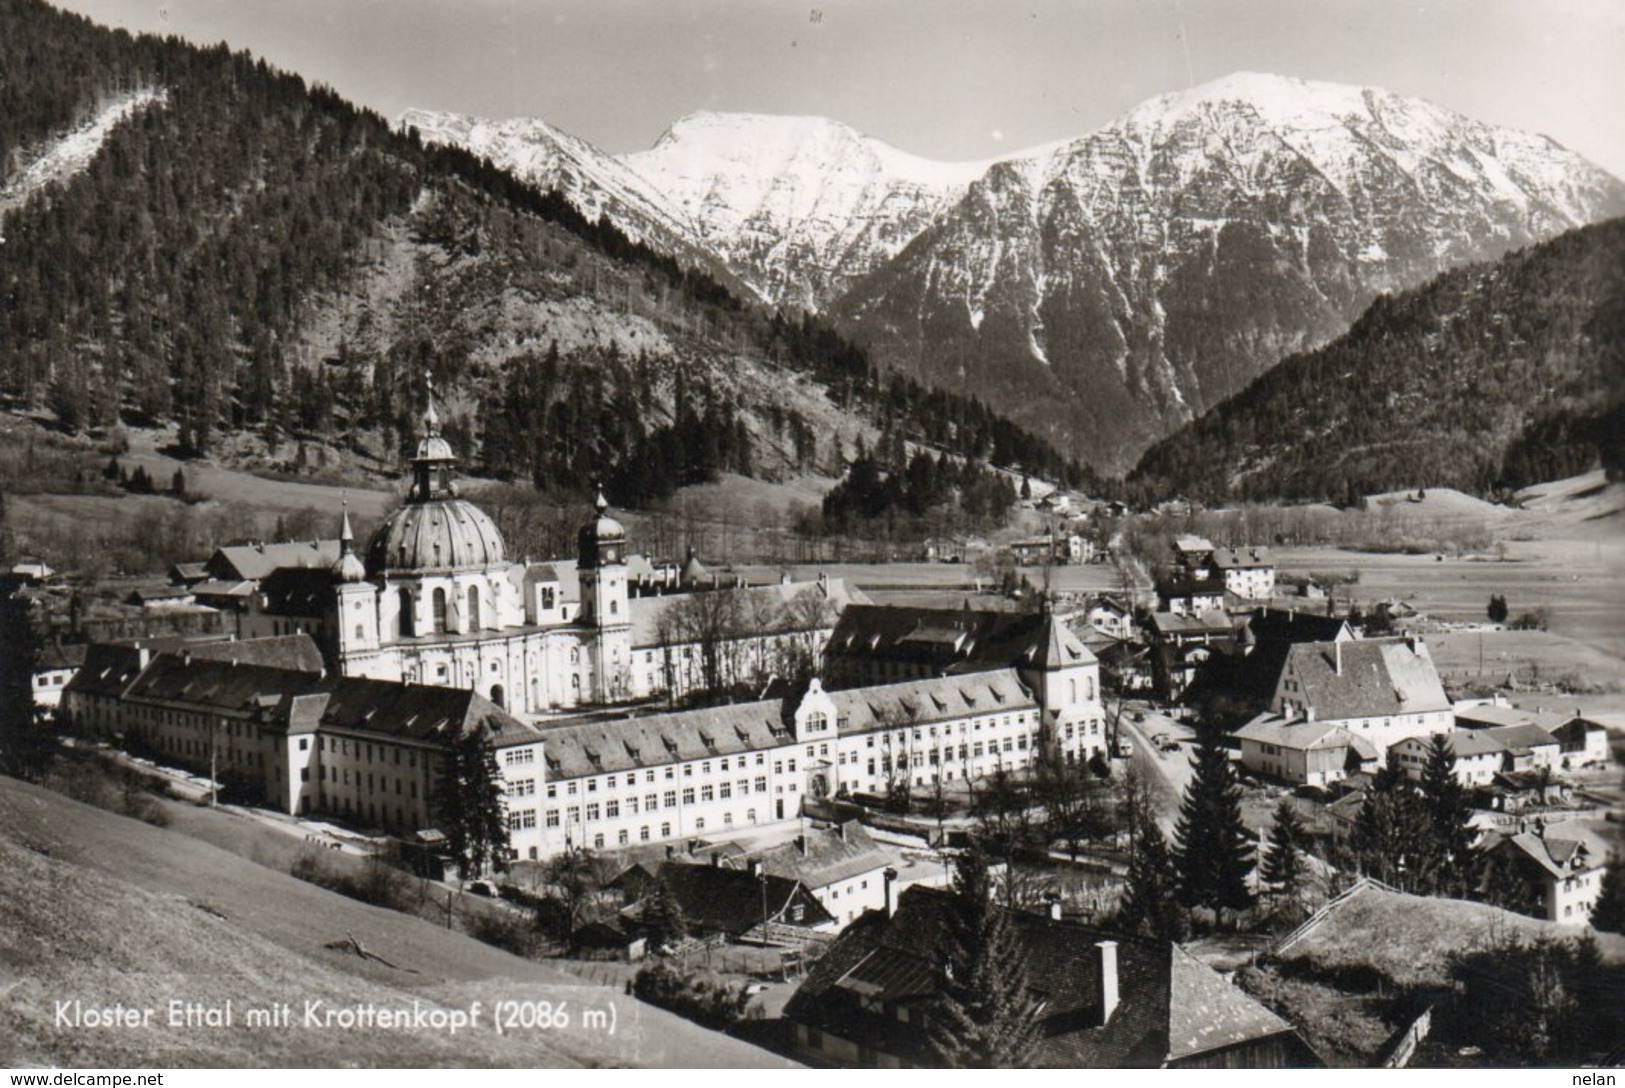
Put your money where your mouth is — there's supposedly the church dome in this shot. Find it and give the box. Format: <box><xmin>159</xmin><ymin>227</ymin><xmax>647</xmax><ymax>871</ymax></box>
<box><xmin>367</xmin><ymin>499</ymin><xmax>507</xmax><ymax>575</ymax></box>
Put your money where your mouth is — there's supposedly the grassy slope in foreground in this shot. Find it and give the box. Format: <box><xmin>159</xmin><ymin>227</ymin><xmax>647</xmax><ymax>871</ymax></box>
<box><xmin>0</xmin><ymin>776</ymin><xmax>789</xmax><ymax>1068</ymax></box>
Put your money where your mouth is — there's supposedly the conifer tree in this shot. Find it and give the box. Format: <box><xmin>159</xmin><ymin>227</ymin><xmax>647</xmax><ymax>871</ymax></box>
<box><xmin>1119</xmin><ymin>817</ymin><xmax>1187</xmax><ymax>941</ymax></box>
<box><xmin>929</xmin><ymin>844</ymin><xmax>1041</xmax><ymax>1068</ymax></box>
<box><xmin>1172</xmin><ymin>729</ymin><xmax>1255</xmax><ymax>926</ymax></box>
<box><xmin>1351</xmin><ymin>766</ymin><xmax>1436</xmax><ymax>893</ymax></box>
<box><xmin>641</xmin><ymin>877</ymin><xmax>689</xmax><ymax>953</ymax></box>
<box><xmin>1589</xmin><ymin>851</ymin><xmax>1625</xmax><ymax>934</ymax></box>
<box><xmin>1419</xmin><ymin>733</ymin><xmax>1478</xmax><ymax>896</ymax></box>
<box><xmin>434</xmin><ymin>729</ymin><xmax>510</xmax><ymax>879</ymax></box>
<box><xmin>1261</xmin><ymin>798</ymin><xmax>1306</xmax><ymax>902</ymax></box>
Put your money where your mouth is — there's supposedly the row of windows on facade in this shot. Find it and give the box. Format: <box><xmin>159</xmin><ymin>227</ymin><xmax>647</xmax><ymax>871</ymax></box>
<box><xmin>504</xmin><ymin>715</ymin><xmax>1065</xmax><ymax>804</ymax></box>
<box><xmin>300</xmin><ymin>765</ymin><xmax>422</xmax><ymax>799</ymax></box>
<box><xmin>296</xmin><ymin>733</ymin><xmax>427</xmax><ymax>768</ymax></box>
<box><xmin>525</xmin><ymin>810</ymin><xmax>760</xmax><ymax>848</ymax></box>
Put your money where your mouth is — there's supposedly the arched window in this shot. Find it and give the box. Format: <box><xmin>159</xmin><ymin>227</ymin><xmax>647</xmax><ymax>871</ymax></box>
<box><xmin>432</xmin><ymin>587</ymin><xmax>448</xmax><ymax>633</ymax></box>
<box><xmin>467</xmin><ymin>585</ymin><xmax>481</xmax><ymax>630</ymax></box>
<box><xmin>398</xmin><ymin>588</ymin><xmax>414</xmax><ymax>639</ymax></box>
<box><xmin>490</xmin><ymin>684</ymin><xmax>505</xmax><ymax>708</ymax></box>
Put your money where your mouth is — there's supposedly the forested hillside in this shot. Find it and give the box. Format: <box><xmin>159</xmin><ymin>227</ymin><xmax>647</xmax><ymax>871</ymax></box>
<box><xmin>0</xmin><ymin>0</ymin><xmax>1088</xmax><ymax>518</ymax></box>
<box><xmin>1129</xmin><ymin>218</ymin><xmax>1625</xmax><ymax>504</ymax></box>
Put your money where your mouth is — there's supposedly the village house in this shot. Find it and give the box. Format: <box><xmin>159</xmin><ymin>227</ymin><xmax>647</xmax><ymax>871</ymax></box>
<box><xmin>1232</xmin><ymin>713</ymin><xmax>1378</xmax><ymax>787</ymax></box>
<box><xmin>1267</xmin><ymin>637</ymin><xmax>1453</xmax><ymax>761</ymax></box>
<box><xmin>1155</xmin><ymin>574</ymin><xmax>1227</xmax><ymax>617</ymax></box>
<box><xmin>31</xmin><ymin>640</ymin><xmax>85</xmax><ymax>713</ymax></box>
<box><xmin>1480</xmin><ymin>824</ymin><xmax>1611</xmax><ymax>924</ymax></box>
<box><xmin>1481</xmin><ymin>723</ymin><xmax>1563</xmax><ymax>773</ymax></box>
<box><xmin>1211</xmin><ymin>547</ymin><xmax>1276</xmax><ymax>601</ymax></box>
<box><xmin>1085</xmin><ymin>595</ymin><xmax>1136</xmax><ymax>641</ymax></box>
<box><xmin>1145</xmin><ymin>609</ymin><xmax>1236</xmax><ymax>700</ymax></box>
<box><xmin>1170</xmin><ymin>534</ymin><xmax>1216</xmax><ymax>577</ymax></box>
<box><xmin>1389</xmin><ymin>731</ymin><xmax>1506</xmax><ymax>787</ymax></box>
<box><xmin>649</xmin><ymin>859</ymin><xmax>836</xmax><ymax>940</ymax></box>
<box><xmin>1456</xmin><ymin>700</ymin><xmax>1611</xmax><ymax>770</ymax></box>
<box><xmin>783</xmin><ymin>885</ymin><xmax>1317</xmax><ymax>1068</ymax></box>
<box><xmin>746</xmin><ymin>820</ymin><xmax>893</xmax><ymax>928</ymax></box>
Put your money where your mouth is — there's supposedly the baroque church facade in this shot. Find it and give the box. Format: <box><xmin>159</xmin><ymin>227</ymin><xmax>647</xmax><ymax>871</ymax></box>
<box><xmin>238</xmin><ymin>392</ymin><xmax>858</xmax><ymax>717</ymax></box>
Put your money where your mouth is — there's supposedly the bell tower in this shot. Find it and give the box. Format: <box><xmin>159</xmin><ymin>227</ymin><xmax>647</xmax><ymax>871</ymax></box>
<box><xmin>577</xmin><ymin>490</ymin><xmax>631</xmax><ymax>702</ymax></box>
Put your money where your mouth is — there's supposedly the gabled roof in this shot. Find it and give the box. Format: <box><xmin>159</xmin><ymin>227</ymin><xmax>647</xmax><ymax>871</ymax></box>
<box><xmin>1454</xmin><ymin>703</ymin><xmax>1572</xmax><ymax>731</ymax></box>
<box><xmin>826</xmin><ymin>605</ymin><xmax>1097</xmax><ymax>675</ymax></box>
<box><xmin>1147</xmin><ymin>610</ymin><xmax>1236</xmax><ymax>637</ymax></box>
<box><xmin>259</xmin><ymin>566</ymin><xmax>335</xmax><ymax>617</ymax></box>
<box><xmin>1279</xmin><ymin>638</ymin><xmax>1449</xmax><ymax>720</ymax></box>
<box><xmin>655</xmin><ymin>860</ymin><xmax>833</xmax><ymax>935</ymax></box>
<box><xmin>1486</xmin><ymin>827</ymin><xmax>1609</xmax><ymax>881</ymax></box>
<box><xmin>1211</xmin><ymin>547</ymin><xmax>1272</xmax><ymax>570</ymax></box>
<box><xmin>1233</xmin><ymin>713</ymin><xmax>1378</xmax><ymax>759</ymax></box>
<box><xmin>785</xmin><ymin>885</ymin><xmax>1299</xmax><ymax>1068</ymax></box>
<box><xmin>206</xmin><ymin>539</ymin><xmax>340</xmax><ymax>582</ymax></box>
<box><xmin>63</xmin><ymin>643</ymin><xmax>148</xmax><ymax>700</ymax></box>
<box><xmin>37</xmin><ymin>641</ymin><xmax>87</xmax><ymax>671</ymax></box>
<box><xmin>532</xmin><ymin>700</ymin><xmax>794</xmax><ymax>779</ymax></box>
<box><xmin>318</xmin><ymin>678</ymin><xmax>535</xmax><ymax>747</ymax></box>
<box><xmin>122</xmin><ymin>654</ymin><xmax>323</xmax><ymax>717</ymax></box>
<box><xmin>1483</xmin><ymin>723</ymin><xmax>1562</xmax><ymax>752</ymax></box>
<box><xmin>628</xmin><ymin>578</ymin><xmax>867</xmax><ymax>649</ymax></box>
<box><xmin>1246</xmin><ymin>608</ymin><xmax>1352</xmax><ymax>646</ymax></box>
<box><xmin>532</xmin><ymin>670</ymin><xmax>1038</xmax><ymax>779</ymax></box>
<box><xmin>1392</xmin><ymin>731</ymin><xmax>1505</xmax><ymax>758</ymax></box>
<box><xmin>750</xmin><ymin>821</ymin><xmax>890</xmax><ymax>890</ymax></box>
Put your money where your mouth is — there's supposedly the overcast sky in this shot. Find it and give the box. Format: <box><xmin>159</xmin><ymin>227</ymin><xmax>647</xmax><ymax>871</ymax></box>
<box><xmin>53</xmin><ymin>0</ymin><xmax>1625</xmax><ymax>177</ymax></box>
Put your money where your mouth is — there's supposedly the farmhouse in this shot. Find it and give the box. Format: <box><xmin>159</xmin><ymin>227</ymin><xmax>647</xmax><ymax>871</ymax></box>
<box><xmin>1232</xmin><ymin>713</ymin><xmax>1378</xmax><ymax>787</ymax></box>
<box><xmin>1268</xmin><ymin>637</ymin><xmax>1452</xmax><ymax>761</ymax></box>
<box><xmin>783</xmin><ymin>885</ymin><xmax>1317</xmax><ymax>1068</ymax></box>
<box><xmin>1211</xmin><ymin>547</ymin><xmax>1276</xmax><ymax>601</ymax></box>
<box><xmin>1479</xmin><ymin>825</ymin><xmax>1611</xmax><ymax>924</ymax></box>
<box><xmin>1389</xmin><ymin>731</ymin><xmax>1506</xmax><ymax>787</ymax></box>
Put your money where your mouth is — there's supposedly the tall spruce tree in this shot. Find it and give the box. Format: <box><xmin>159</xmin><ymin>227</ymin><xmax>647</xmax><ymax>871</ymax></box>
<box><xmin>1172</xmin><ymin>728</ymin><xmax>1255</xmax><ymax>927</ymax></box>
<box><xmin>1589</xmin><ymin>851</ymin><xmax>1625</xmax><ymax>934</ymax></box>
<box><xmin>434</xmin><ymin>729</ymin><xmax>510</xmax><ymax>879</ymax></box>
<box><xmin>641</xmin><ymin>877</ymin><xmax>689</xmax><ymax>953</ymax></box>
<box><xmin>1261</xmin><ymin>798</ymin><xmax>1306</xmax><ymax>903</ymax></box>
<box><xmin>1119</xmin><ymin>817</ymin><xmax>1188</xmax><ymax>941</ymax></box>
<box><xmin>1419</xmin><ymin>733</ymin><xmax>1479</xmax><ymax>896</ymax></box>
<box><xmin>928</xmin><ymin>844</ymin><xmax>1041</xmax><ymax>1068</ymax></box>
<box><xmin>1351</xmin><ymin>766</ymin><xmax>1436</xmax><ymax>893</ymax></box>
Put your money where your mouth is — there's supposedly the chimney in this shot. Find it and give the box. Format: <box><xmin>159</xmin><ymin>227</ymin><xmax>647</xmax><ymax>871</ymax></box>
<box><xmin>710</xmin><ymin>850</ymin><xmax>721</xmax><ymax>867</ymax></box>
<box><xmin>796</xmin><ymin>834</ymin><xmax>807</xmax><ymax>857</ymax></box>
<box><xmin>818</xmin><ymin>572</ymin><xmax>829</xmax><ymax>596</ymax></box>
<box><xmin>1096</xmin><ymin>941</ymin><xmax>1119</xmax><ymax>1024</ymax></box>
<box><xmin>665</xmin><ymin>844</ymin><xmax>676</xmax><ymax>859</ymax></box>
<box><xmin>1047</xmin><ymin>896</ymin><xmax>1062</xmax><ymax>922</ymax></box>
<box><xmin>837</xmin><ymin>821</ymin><xmax>847</xmax><ymax>844</ymax></box>
<box><xmin>883</xmin><ymin>867</ymin><xmax>898</xmax><ymax>917</ymax></box>
<box><xmin>1306</xmin><ymin>705</ymin><xmax>1316</xmax><ymax>723</ymax></box>
<box><xmin>749</xmin><ymin>859</ymin><xmax>763</xmax><ymax>879</ymax></box>
<box><xmin>1334</xmin><ymin>642</ymin><xmax>1342</xmax><ymax>675</ymax></box>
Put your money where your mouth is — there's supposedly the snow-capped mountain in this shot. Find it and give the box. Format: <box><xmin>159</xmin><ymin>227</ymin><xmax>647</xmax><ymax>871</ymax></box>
<box><xmin>621</xmin><ymin>112</ymin><xmax>1037</xmax><ymax>311</ymax></box>
<box><xmin>402</xmin><ymin>106</ymin><xmax>1031</xmax><ymax>311</ymax></box>
<box><xmin>829</xmin><ymin>72</ymin><xmax>1625</xmax><ymax>470</ymax></box>
<box><xmin>399</xmin><ymin>107</ymin><xmax>745</xmax><ymax>290</ymax></box>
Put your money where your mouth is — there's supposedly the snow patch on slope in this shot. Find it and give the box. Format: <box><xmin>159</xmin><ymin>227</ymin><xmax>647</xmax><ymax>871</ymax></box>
<box><xmin>0</xmin><ymin>89</ymin><xmax>167</xmax><ymax>219</ymax></box>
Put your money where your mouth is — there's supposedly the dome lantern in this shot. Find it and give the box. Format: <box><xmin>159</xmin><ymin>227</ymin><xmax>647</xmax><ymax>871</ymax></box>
<box><xmin>364</xmin><ymin>370</ymin><xmax>509</xmax><ymax>576</ymax></box>
<box><xmin>577</xmin><ymin>488</ymin><xmax>626</xmax><ymax>570</ymax></box>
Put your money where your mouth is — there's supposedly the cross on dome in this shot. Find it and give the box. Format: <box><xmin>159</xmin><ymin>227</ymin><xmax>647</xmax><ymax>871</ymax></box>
<box><xmin>424</xmin><ymin>369</ymin><xmax>440</xmax><ymax>434</ymax></box>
